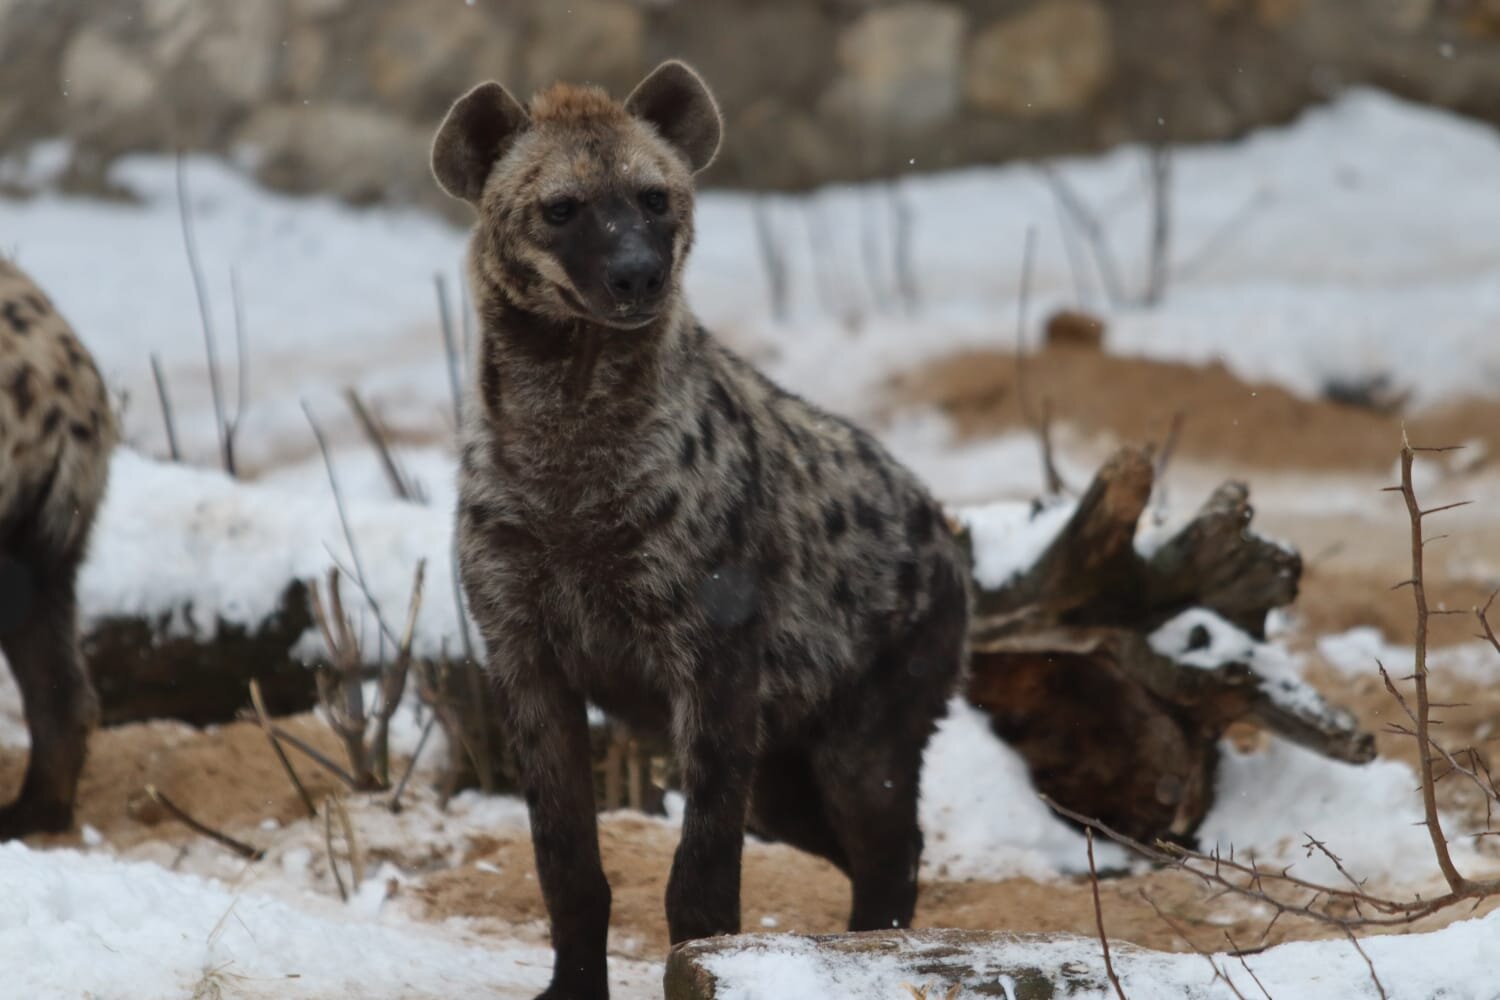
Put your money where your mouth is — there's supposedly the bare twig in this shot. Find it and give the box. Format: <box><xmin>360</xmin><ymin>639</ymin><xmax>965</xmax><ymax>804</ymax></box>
<box><xmin>1342</xmin><ymin>927</ymin><xmax>1387</xmax><ymax>1000</ymax></box>
<box><xmin>269</xmin><ymin>724</ymin><xmax>359</xmax><ymax>789</ymax></box>
<box><xmin>389</xmin><ymin>712</ymin><xmax>437</xmax><ymax>814</ymax></box>
<box><xmin>146</xmin><ymin>785</ymin><xmax>264</xmax><ymax>861</ymax></box>
<box><xmin>225</xmin><ymin>264</ymin><xmax>249</xmax><ymax>473</ymax></box>
<box><xmin>890</xmin><ymin>183</ymin><xmax>919</xmax><ymax>314</ymax></box>
<box><xmin>1087</xmin><ymin>829</ymin><xmax>1129</xmax><ymax>1000</ymax></box>
<box><xmin>324</xmin><ymin>798</ymin><xmax>349</xmax><ymax>903</ymax></box>
<box><xmin>751</xmin><ymin>197</ymin><xmax>790</xmax><ymax>323</ymax></box>
<box><xmin>1011</xmin><ymin>226</ymin><xmax>1066</xmax><ymax>496</ymax></box>
<box><xmin>248</xmin><ymin>679</ymin><xmax>317</xmax><ymax>819</ymax></box>
<box><xmin>149</xmin><ymin>354</ymin><xmax>182</xmax><ymax>462</ymax></box>
<box><xmin>1142</xmin><ymin>143</ymin><xmax>1172</xmax><ymax>307</ymax></box>
<box><xmin>344</xmin><ymin>387</ymin><xmax>423</xmax><ymax>504</ymax></box>
<box><xmin>434</xmin><ymin>273</ymin><xmax>465</xmax><ymax>431</ymax></box>
<box><xmin>175</xmin><ymin>152</ymin><xmax>233</xmax><ymax>476</ymax></box>
<box><xmin>1140</xmin><ymin>891</ymin><xmax>1248</xmax><ymax>1000</ymax></box>
<box><xmin>302</xmin><ymin>400</ymin><xmax>397</xmax><ymax>649</ymax></box>
<box><xmin>1222</xmin><ymin>932</ymin><xmax>1274</xmax><ymax>1000</ymax></box>
<box><xmin>1039</xmin><ymin>165</ymin><xmax>1126</xmax><ymax>307</ymax></box>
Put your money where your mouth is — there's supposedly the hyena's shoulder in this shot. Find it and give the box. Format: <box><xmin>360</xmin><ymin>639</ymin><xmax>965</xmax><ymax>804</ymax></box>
<box><xmin>0</xmin><ymin>260</ymin><xmax>117</xmax><ymax>548</ymax></box>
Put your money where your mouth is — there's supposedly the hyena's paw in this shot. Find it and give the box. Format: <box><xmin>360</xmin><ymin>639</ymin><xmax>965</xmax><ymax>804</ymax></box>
<box><xmin>0</xmin><ymin>796</ymin><xmax>74</xmax><ymax>840</ymax></box>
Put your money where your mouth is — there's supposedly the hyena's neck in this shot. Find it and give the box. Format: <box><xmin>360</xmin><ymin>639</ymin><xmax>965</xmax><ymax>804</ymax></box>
<box><xmin>469</xmin><ymin>280</ymin><xmax>697</xmax><ymax>460</ymax></box>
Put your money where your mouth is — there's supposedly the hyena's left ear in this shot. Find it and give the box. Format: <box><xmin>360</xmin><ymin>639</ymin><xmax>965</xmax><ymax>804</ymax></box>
<box><xmin>432</xmin><ymin>81</ymin><xmax>531</xmax><ymax>204</ymax></box>
<box><xmin>625</xmin><ymin>61</ymin><xmax>722</xmax><ymax>175</ymax></box>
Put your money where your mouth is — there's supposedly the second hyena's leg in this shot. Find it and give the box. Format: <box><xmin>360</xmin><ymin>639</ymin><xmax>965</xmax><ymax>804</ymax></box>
<box><xmin>665</xmin><ymin>643</ymin><xmax>760</xmax><ymax>944</ymax></box>
<box><xmin>501</xmin><ymin>662</ymin><xmax>612</xmax><ymax>1000</ymax></box>
<box><xmin>0</xmin><ymin>556</ymin><xmax>98</xmax><ymax>839</ymax></box>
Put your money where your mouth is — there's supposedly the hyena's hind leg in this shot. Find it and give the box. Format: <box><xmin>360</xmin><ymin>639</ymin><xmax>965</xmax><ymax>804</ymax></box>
<box><xmin>0</xmin><ymin>526</ymin><xmax>99</xmax><ymax>839</ymax></box>
<box><xmin>813</xmin><ymin>562</ymin><xmax>968</xmax><ymax>931</ymax></box>
<box><xmin>747</xmin><ymin>746</ymin><xmax>850</xmax><ymax>875</ymax></box>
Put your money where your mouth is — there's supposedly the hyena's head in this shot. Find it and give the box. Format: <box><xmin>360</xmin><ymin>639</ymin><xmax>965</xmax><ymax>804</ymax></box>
<box><xmin>432</xmin><ymin>61</ymin><xmax>721</xmax><ymax>331</ymax></box>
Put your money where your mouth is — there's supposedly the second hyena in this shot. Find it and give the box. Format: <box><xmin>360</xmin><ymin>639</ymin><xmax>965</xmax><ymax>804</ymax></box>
<box><xmin>0</xmin><ymin>257</ymin><xmax>115</xmax><ymax>839</ymax></box>
<box><xmin>435</xmin><ymin>62</ymin><xmax>970</xmax><ymax>999</ymax></box>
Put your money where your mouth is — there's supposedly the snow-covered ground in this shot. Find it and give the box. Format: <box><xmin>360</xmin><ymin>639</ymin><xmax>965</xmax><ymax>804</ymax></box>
<box><xmin>3</xmin><ymin>87</ymin><xmax>1500</xmax><ymax>998</ymax></box>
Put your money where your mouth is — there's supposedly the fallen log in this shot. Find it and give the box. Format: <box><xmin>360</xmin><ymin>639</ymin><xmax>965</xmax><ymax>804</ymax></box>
<box><xmin>666</xmin><ymin>928</ymin><xmax>1154</xmax><ymax>1000</ymax></box>
<box><xmin>960</xmin><ymin>445</ymin><xmax>1373</xmax><ymax>843</ymax></box>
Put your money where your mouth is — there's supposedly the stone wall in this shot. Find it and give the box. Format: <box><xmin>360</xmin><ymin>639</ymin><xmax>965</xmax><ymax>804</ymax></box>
<box><xmin>3</xmin><ymin>0</ymin><xmax>1500</xmax><ymax>215</ymax></box>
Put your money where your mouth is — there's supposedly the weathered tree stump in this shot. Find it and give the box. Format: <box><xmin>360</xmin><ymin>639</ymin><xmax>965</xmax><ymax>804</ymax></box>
<box><xmin>960</xmin><ymin>446</ymin><xmax>1374</xmax><ymax>843</ymax></box>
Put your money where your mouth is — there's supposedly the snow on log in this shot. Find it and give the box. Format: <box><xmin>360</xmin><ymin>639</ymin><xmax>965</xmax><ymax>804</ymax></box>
<box><xmin>665</xmin><ymin>929</ymin><xmax>1158</xmax><ymax>1000</ymax></box>
<box><xmin>76</xmin><ymin>450</ymin><xmax>465</xmax><ymax>725</ymax></box>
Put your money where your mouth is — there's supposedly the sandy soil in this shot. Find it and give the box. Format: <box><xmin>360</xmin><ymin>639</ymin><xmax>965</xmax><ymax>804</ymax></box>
<box><xmin>886</xmin><ymin>341</ymin><xmax>1500</xmax><ymax>476</ymax></box>
<box><xmin>4</xmin><ymin>348</ymin><xmax>1500</xmax><ymax>982</ymax></box>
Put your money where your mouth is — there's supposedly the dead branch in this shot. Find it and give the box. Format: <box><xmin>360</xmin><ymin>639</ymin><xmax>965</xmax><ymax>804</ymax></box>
<box><xmin>434</xmin><ymin>273</ymin><xmax>465</xmax><ymax>431</ymax></box>
<box><xmin>324</xmin><ymin>797</ymin><xmax>349</xmax><ymax>902</ymax></box>
<box><xmin>344</xmin><ymin>387</ymin><xmax>424</xmax><ymax>504</ymax></box>
<box><xmin>269</xmin><ymin>724</ymin><xmax>358</xmax><ymax>789</ymax></box>
<box><xmin>1221</xmin><ymin>933</ymin><xmax>1274</xmax><ymax>1000</ymax></box>
<box><xmin>174</xmin><ymin>152</ymin><xmax>234</xmax><ymax>476</ymax></box>
<box><xmin>1395</xmin><ymin>436</ymin><xmax>1481</xmax><ymax>892</ymax></box>
<box><xmin>145</xmin><ymin>785</ymin><xmax>264</xmax><ymax>861</ymax></box>
<box><xmin>1478</xmin><ymin>589</ymin><xmax>1500</xmax><ymax>659</ymax></box>
<box><xmin>1142</xmin><ymin>143</ymin><xmax>1172</xmax><ymax>307</ymax></box>
<box><xmin>249</xmin><ymin>679</ymin><xmax>318</xmax><ymax>819</ymax></box>
<box><xmin>389</xmin><ymin>713</ymin><xmax>436</xmax><ymax>814</ymax></box>
<box><xmin>1087</xmin><ymin>829</ymin><xmax>1128</xmax><ymax>1000</ymax></box>
<box><xmin>1038</xmin><ymin>164</ymin><xmax>1126</xmax><ymax>307</ymax></box>
<box><xmin>1011</xmin><ymin>225</ymin><xmax>1067</xmax><ymax>496</ymax></box>
<box><xmin>1341</xmin><ymin>926</ymin><xmax>1387</xmax><ymax>1000</ymax></box>
<box><xmin>889</xmin><ymin>182</ymin><xmax>919</xmax><ymax>314</ymax></box>
<box><xmin>302</xmin><ymin>401</ymin><xmax>398</xmax><ymax>650</ymax></box>
<box><xmin>149</xmin><ymin>354</ymin><xmax>182</xmax><ymax>463</ymax></box>
<box><xmin>1140</xmin><ymin>891</ymin><xmax>1249</xmax><ymax>1000</ymax></box>
<box><xmin>225</xmin><ymin>264</ymin><xmax>249</xmax><ymax>474</ymax></box>
<box><xmin>750</xmin><ymin>197</ymin><xmax>790</xmax><ymax>323</ymax></box>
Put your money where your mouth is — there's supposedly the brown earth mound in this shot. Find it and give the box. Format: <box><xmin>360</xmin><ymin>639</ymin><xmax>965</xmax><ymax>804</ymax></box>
<box><xmin>887</xmin><ymin>345</ymin><xmax>1500</xmax><ymax>474</ymax></box>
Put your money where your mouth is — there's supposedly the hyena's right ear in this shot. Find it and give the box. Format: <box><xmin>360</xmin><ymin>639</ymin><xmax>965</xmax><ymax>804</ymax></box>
<box><xmin>432</xmin><ymin>82</ymin><xmax>531</xmax><ymax>204</ymax></box>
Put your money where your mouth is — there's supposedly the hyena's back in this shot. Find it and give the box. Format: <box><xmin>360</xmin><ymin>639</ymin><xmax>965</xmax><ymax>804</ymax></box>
<box><xmin>0</xmin><ymin>258</ymin><xmax>116</xmax><ymax>558</ymax></box>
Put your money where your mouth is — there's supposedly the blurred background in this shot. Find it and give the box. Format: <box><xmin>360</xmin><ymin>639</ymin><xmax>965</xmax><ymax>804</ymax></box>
<box><xmin>6</xmin><ymin>0</ymin><xmax>1500</xmax><ymax>208</ymax></box>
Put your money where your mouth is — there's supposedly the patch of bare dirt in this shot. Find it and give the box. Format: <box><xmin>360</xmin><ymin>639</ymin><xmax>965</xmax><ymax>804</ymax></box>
<box><xmin>1294</xmin><ymin>565</ymin><xmax>1498</xmax><ymax>649</ymax></box>
<box><xmin>0</xmin><ymin>714</ymin><xmax>350</xmax><ymax>851</ymax></box>
<box><xmin>1</xmin><ymin>658</ymin><xmax>1496</xmax><ymax>970</ymax></box>
<box><xmin>887</xmin><ymin>345</ymin><xmax>1500</xmax><ymax>475</ymax></box>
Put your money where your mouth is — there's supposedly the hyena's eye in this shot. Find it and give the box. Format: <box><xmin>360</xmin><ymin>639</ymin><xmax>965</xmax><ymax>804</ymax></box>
<box><xmin>640</xmin><ymin>189</ymin><xmax>669</xmax><ymax>215</ymax></box>
<box><xmin>542</xmin><ymin>198</ymin><xmax>580</xmax><ymax>226</ymax></box>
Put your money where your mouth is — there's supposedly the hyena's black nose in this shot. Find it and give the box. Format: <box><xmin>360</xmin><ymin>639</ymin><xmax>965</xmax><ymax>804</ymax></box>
<box><xmin>606</xmin><ymin>252</ymin><xmax>666</xmax><ymax>301</ymax></box>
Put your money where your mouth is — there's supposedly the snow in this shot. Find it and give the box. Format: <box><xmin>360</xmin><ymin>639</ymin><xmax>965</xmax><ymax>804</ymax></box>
<box><xmin>958</xmin><ymin>498</ymin><xmax>1075</xmax><ymax>590</ymax></box>
<box><xmin>0</xmin><ymin>838</ymin><xmax>662</xmax><ymax>1000</ymax></box>
<box><xmin>1319</xmin><ymin>627</ymin><xmax>1500</xmax><ymax>685</ymax></box>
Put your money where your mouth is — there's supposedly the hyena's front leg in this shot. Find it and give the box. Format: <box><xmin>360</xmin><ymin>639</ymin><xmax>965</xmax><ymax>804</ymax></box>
<box><xmin>665</xmin><ymin>639</ymin><xmax>760</xmax><ymax>944</ymax></box>
<box><xmin>501</xmin><ymin>661</ymin><xmax>611</xmax><ymax>1000</ymax></box>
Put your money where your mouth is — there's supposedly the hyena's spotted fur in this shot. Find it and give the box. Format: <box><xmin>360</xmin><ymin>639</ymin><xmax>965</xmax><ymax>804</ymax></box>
<box><xmin>435</xmin><ymin>62</ymin><xmax>969</xmax><ymax>999</ymax></box>
<box><xmin>0</xmin><ymin>257</ymin><xmax>115</xmax><ymax>838</ymax></box>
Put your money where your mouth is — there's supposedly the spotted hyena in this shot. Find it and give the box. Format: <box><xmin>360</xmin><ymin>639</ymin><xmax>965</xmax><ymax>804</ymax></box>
<box><xmin>435</xmin><ymin>62</ymin><xmax>970</xmax><ymax>999</ymax></box>
<box><xmin>0</xmin><ymin>257</ymin><xmax>115</xmax><ymax>839</ymax></box>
